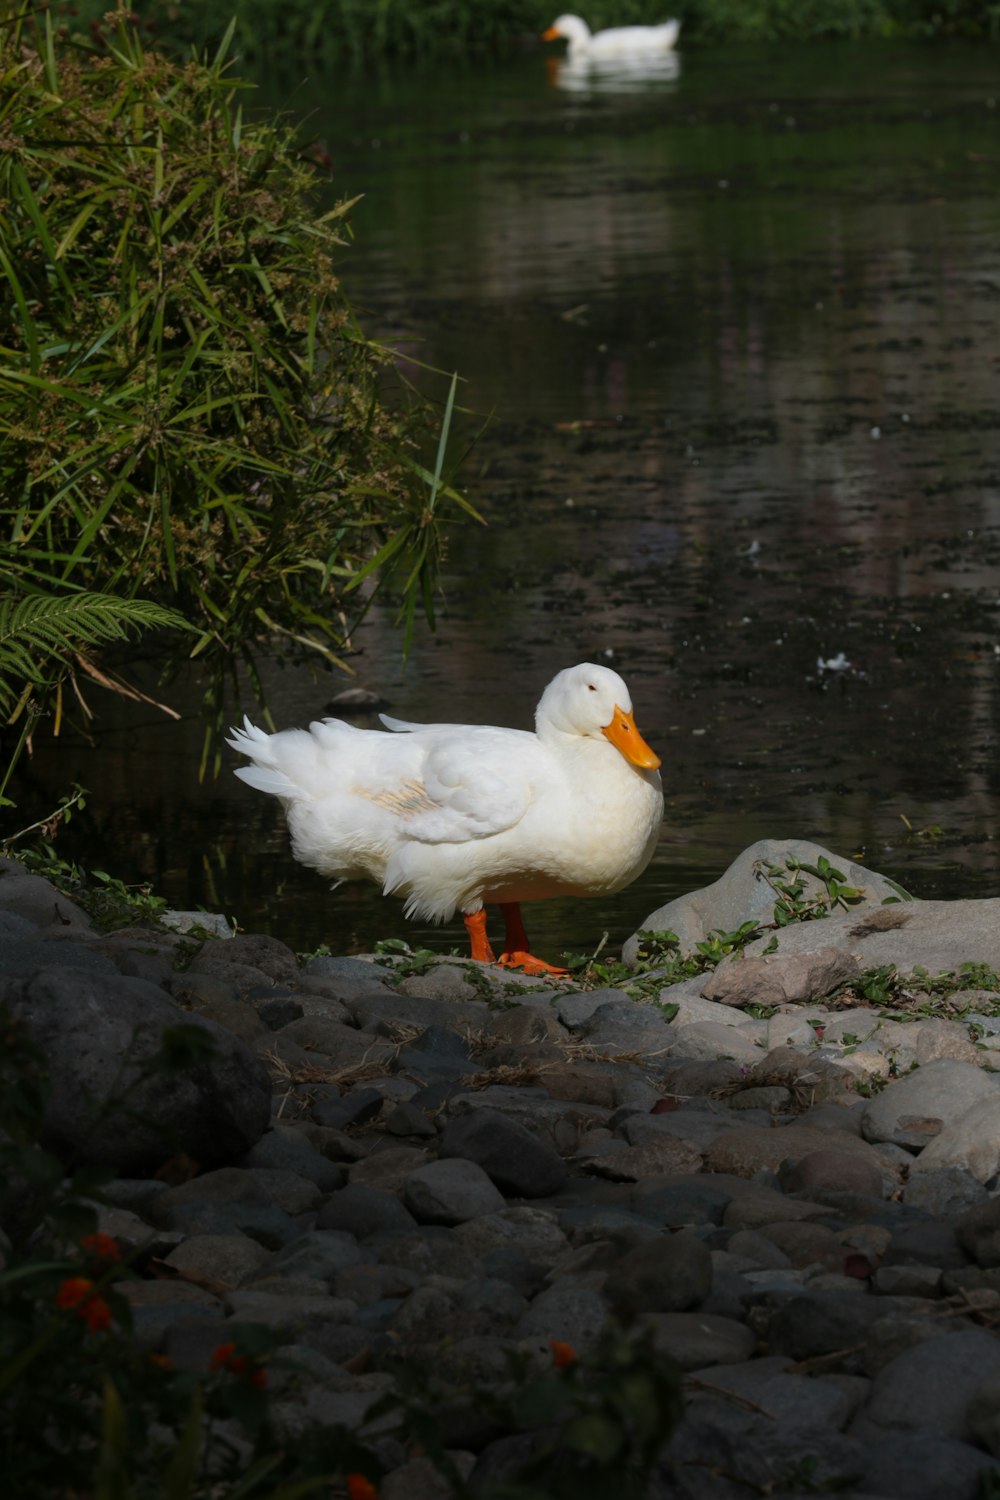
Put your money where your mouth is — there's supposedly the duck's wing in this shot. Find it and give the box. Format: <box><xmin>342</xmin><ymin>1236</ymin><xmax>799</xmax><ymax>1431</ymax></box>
<box><xmin>379</xmin><ymin>712</ymin><xmax>462</xmax><ymax>733</ymax></box>
<box><xmin>396</xmin><ymin>725</ymin><xmax>538</xmax><ymax>845</ymax></box>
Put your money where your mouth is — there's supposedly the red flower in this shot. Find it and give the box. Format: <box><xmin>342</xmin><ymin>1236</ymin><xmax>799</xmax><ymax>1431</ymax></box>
<box><xmin>81</xmin><ymin>1232</ymin><xmax>121</xmax><ymax>1263</ymax></box>
<box><xmin>55</xmin><ymin>1276</ymin><xmax>112</xmax><ymax>1332</ymax></box>
<box><xmin>346</xmin><ymin>1476</ymin><xmax>378</xmax><ymax>1500</ymax></box>
<box><xmin>549</xmin><ymin>1339</ymin><xmax>577</xmax><ymax>1368</ymax></box>
<box><xmin>209</xmin><ymin>1342</ymin><xmax>267</xmax><ymax>1388</ymax></box>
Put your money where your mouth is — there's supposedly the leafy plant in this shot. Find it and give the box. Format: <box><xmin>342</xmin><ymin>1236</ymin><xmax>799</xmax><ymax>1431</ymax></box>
<box><xmin>0</xmin><ymin>4</ymin><xmax>480</xmax><ymax>774</ymax></box>
<box><xmin>755</xmin><ymin>854</ymin><xmax>866</xmax><ymax>925</ymax></box>
<box><xmin>4</xmin><ymin>844</ymin><xmax>172</xmax><ymax>929</ymax></box>
<box><xmin>0</xmin><ymin>590</ymin><xmax>190</xmax><ymax>801</ymax></box>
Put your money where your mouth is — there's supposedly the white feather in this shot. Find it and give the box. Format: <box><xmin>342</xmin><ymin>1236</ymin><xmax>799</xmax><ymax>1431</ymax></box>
<box><xmin>228</xmin><ymin>663</ymin><xmax>663</xmax><ymax>926</ymax></box>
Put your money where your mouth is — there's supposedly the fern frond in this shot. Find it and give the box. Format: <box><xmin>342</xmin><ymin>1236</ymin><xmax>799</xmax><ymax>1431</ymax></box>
<box><xmin>0</xmin><ymin>592</ymin><xmax>189</xmax><ymax>720</ymax></box>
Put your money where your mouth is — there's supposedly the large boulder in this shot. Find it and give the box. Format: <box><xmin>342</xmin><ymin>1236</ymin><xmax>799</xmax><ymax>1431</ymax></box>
<box><xmin>2</xmin><ymin>967</ymin><xmax>271</xmax><ymax>1173</ymax></box>
<box><xmin>623</xmin><ymin>838</ymin><xmax>906</xmax><ymax>963</ymax></box>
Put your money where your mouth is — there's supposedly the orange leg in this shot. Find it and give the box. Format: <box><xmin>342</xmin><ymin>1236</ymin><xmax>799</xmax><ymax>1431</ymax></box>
<box><xmin>497</xmin><ymin>902</ymin><xmax>568</xmax><ymax>976</ymax></box>
<box><xmin>463</xmin><ymin>908</ymin><xmax>497</xmax><ymax>964</ymax></box>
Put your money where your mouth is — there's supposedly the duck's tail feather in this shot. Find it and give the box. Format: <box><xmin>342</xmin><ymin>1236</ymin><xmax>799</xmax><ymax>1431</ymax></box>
<box><xmin>227</xmin><ymin>717</ymin><xmax>300</xmax><ymax>799</ymax></box>
<box><xmin>233</xmin><ymin>763</ymin><xmax>299</xmax><ymax>798</ymax></box>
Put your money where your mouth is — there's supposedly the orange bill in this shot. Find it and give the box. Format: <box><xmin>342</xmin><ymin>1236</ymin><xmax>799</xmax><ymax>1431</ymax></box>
<box><xmin>602</xmin><ymin>705</ymin><xmax>661</xmax><ymax>769</ymax></box>
<box><xmin>542</xmin><ymin>25</ymin><xmax>560</xmax><ymax>39</ymax></box>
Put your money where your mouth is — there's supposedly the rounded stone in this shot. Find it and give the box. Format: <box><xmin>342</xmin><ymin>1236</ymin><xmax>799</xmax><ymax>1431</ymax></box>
<box><xmin>603</xmin><ymin>1229</ymin><xmax>713</xmax><ymax>1317</ymax></box>
<box><xmin>403</xmin><ymin>1159</ymin><xmax>506</xmax><ymax>1225</ymax></box>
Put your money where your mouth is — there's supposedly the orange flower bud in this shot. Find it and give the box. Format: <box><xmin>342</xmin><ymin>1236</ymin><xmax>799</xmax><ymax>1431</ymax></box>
<box><xmin>549</xmin><ymin>1339</ymin><xmax>577</xmax><ymax>1368</ymax></box>
<box><xmin>81</xmin><ymin>1232</ymin><xmax>122</xmax><ymax>1262</ymax></box>
<box><xmin>346</xmin><ymin>1475</ymin><xmax>378</xmax><ymax>1500</ymax></box>
<box><xmin>55</xmin><ymin>1277</ymin><xmax>112</xmax><ymax>1331</ymax></box>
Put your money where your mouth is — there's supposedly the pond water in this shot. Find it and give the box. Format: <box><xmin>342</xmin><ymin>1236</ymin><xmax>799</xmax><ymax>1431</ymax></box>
<box><xmin>16</xmin><ymin>39</ymin><xmax>1000</xmax><ymax>961</ymax></box>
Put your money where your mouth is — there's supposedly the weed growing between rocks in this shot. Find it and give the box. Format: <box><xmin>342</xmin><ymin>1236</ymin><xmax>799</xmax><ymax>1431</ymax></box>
<box><xmin>8</xmin><ymin>844</ymin><xmax>171</xmax><ymax>931</ymax></box>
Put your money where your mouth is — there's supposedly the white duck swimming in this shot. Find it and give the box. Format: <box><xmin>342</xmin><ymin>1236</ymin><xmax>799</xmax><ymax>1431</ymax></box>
<box><xmin>228</xmin><ymin>662</ymin><xmax>663</xmax><ymax>974</ymax></box>
<box><xmin>542</xmin><ymin>13</ymin><xmax>681</xmax><ymax>56</ymax></box>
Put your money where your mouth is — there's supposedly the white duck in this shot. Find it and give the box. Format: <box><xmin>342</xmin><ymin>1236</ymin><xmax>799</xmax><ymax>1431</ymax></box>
<box><xmin>542</xmin><ymin>13</ymin><xmax>681</xmax><ymax>56</ymax></box>
<box><xmin>228</xmin><ymin>662</ymin><xmax>663</xmax><ymax>974</ymax></box>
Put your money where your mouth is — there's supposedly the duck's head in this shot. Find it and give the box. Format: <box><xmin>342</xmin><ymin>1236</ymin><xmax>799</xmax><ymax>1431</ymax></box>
<box><xmin>536</xmin><ymin>662</ymin><xmax>661</xmax><ymax>770</ymax></box>
<box><xmin>542</xmin><ymin>14</ymin><xmax>591</xmax><ymax>46</ymax></box>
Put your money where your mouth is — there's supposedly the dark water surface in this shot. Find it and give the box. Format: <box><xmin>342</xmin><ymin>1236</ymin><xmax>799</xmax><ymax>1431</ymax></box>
<box><xmin>17</xmin><ymin>41</ymin><xmax>1000</xmax><ymax>959</ymax></box>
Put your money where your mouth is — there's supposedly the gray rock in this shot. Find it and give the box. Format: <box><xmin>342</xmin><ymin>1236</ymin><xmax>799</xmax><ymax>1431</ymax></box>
<box><xmin>968</xmin><ymin>1372</ymin><xmax>1000</xmax><ymax>1457</ymax></box>
<box><xmin>161</xmin><ymin>911</ymin><xmax>233</xmax><ymax>939</ymax></box>
<box><xmin>223</xmin><ymin>1290</ymin><xmax>358</xmax><ymax>1336</ymax></box>
<box><xmin>153</xmin><ymin>1166</ymin><xmax>321</xmax><ymax>1219</ymax></box>
<box><xmin>236</xmin><ymin>1124</ymin><xmax>346</xmax><ymax>1191</ymax></box>
<box><xmin>778</xmin><ymin>1148</ymin><xmax>884</xmax><ymax>1201</ymax></box>
<box><xmin>256</xmin><ymin>995</ymin><xmax>305</xmax><ymax>1030</ymax></box>
<box><xmin>624</xmin><ymin>839</ymin><xmax>903</xmax><ymax>961</ymax></box>
<box><xmin>346</xmin><ymin>991</ymin><xmax>491</xmax><ymax>1035</ymax></box>
<box><xmin>403</xmin><ymin>1159</ymin><xmax>506</xmax><ymax>1225</ymax></box>
<box><xmin>861</xmin><ymin>1060</ymin><xmax>1000</xmax><ymax>1151</ymax></box>
<box><xmin>664</xmin><ymin>1020</ymin><xmax>763</xmax><ymax>1063</ymax></box>
<box><xmin>702</xmin><ymin>947</ymin><xmax>861</xmax><ymax>1009</ymax></box>
<box><xmin>585</xmin><ymin>1133</ymin><xmax>704</xmax><ymax>1180</ymax></box>
<box><xmin>715</xmin><ymin>894</ymin><xmax>1000</xmax><ymax>990</ymax></box>
<box><xmin>304</xmin><ymin>953</ymin><xmax>393</xmax><ymax>987</ymax></box>
<box><xmin>642</xmin><ymin>1311</ymin><xmax>757</xmax><ymax>1370</ymax></box>
<box><xmin>440</xmin><ymin>1108</ymin><xmax>568</xmax><ymax>1198</ymax></box>
<box><xmin>555</xmin><ymin>988</ymin><xmax>636</xmax><ymax>1030</ymax></box>
<box><xmin>2</xmin><ymin>966</ymin><xmax>270</xmax><ymax>1172</ymax></box>
<box><xmin>604</xmin><ymin>1230</ymin><xmax>713</xmax><ymax>1317</ymax></box>
<box><xmin>902</xmin><ymin>1167</ymin><xmax>991</xmax><ymax>1218</ymax></box>
<box><xmin>153</xmin><ymin>1202</ymin><xmax>300</xmax><ymax>1249</ymax></box>
<box><xmin>316</xmin><ymin>1184</ymin><xmax>420</xmax><ymax>1240</ymax></box>
<box><xmin>311</xmin><ymin>1086</ymin><xmax>385</xmax><ymax>1130</ymax></box>
<box><xmin>704</xmin><ymin>1124</ymin><xmax>878</xmax><ymax>1179</ymax></box>
<box><xmin>909</xmin><ymin>1093</ymin><xmax>1000</xmax><ymax>1183</ymax></box>
<box><xmin>857</xmin><ymin>1432</ymin><xmax>1000</xmax><ymax>1500</ymax></box>
<box><xmin>396</xmin><ymin>965</ymin><xmax>480</xmax><ymax>1001</ymax></box>
<box><xmin>913</xmin><ymin>1016</ymin><xmax>983</xmax><ymax>1065</ymax></box>
<box><xmin>577</xmin><ymin>998</ymin><xmax>675</xmax><ymax>1055</ymax></box>
<box><xmin>870</xmin><ymin>1265</ymin><xmax>943</xmax><ymax>1298</ymax></box>
<box><xmin>767</xmin><ymin>1291</ymin><xmax>909</xmax><ymax>1362</ymax></box>
<box><xmin>515</xmin><ymin>1280</ymin><xmax>611</xmax><ymax>1353</ymax></box>
<box><xmin>349</xmin><ymin>1144</ymin><xmax>435</xmax><ymax>1191</ymax></box>
<box><xmin>266</xmin><ymin>1229</ymin><xmax>367</xmax><ymax>1284</ymax></box>
<box><xmin>454</xmin><ymin>1207</ymin><xmax>570</xmax><ymax>1263</ymax></box>
<box><xmin>384</xmin><ymin>1101</ymin><xmax>438</xmax><ymax>1138</ymax></box>
<box><xmin>190</xmin><ymin>932</ymin><xmax>300</xmax><ymax>982</ymax></box>
<box><xmin>0</xmin><ymin>936</ymin><xmax>119</xmax><ymax>979</ymax></box>
<box><xmin>632</xmin><ymin>1178</ymin><xmax>744</xmax><ymax>1227</ymax></box>
<box><xmin>850</xmin><ymin>1329</ymin><xmax>1000</xmax><ymax>1441</ymax></box>
<box><xmin>956</xmin><ymin>1197</ymin><xmax>1000</xmax><ymax>1268</ymax></box>
<box><xmin>683</xmin><ymin>1352</ymin><xmax>858</xmax><ymax>1428</ymax></box>
<box><xmin>622</xmin><ymin>1106</ymin><xmax>746</xmax><ymax>1154</ymax></box>
<box><xmin>0</xmin><ymin>909</ymin><xmax>38</xmax><ymax>941</ymax></box>
<box><xmin>0</xmin><ymin>861</ymin><xmax>94</xmax><ymax>930</ymax></box>
<box><xmin>163</xmin><ymin>1233</ymin><xmax>270</xmax><ymax>1288</ymax></box>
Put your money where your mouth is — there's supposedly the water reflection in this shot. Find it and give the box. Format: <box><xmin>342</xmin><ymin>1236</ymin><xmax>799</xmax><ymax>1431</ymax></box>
<box><xmin>545</xmin><ymin>50</ymin><xmax>681</xmax><ymax>93</ymax></box>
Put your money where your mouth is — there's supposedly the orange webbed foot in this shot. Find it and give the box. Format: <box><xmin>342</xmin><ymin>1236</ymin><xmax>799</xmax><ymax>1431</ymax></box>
<box><xmin>497</xmin><ymin>950</ymin><xmax>570</xmax><ymax>977</ymax></box>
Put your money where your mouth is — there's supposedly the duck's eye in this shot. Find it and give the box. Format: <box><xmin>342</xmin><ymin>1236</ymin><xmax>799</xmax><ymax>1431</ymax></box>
<box><xmin>587</xmin><ymin>683</ymin><xmax>597</xmax><ymax>692</ymax></box>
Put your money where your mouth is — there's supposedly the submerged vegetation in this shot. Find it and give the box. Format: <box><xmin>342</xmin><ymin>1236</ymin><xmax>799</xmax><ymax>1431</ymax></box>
<box><xmin>56</xmin><ymin>0</ymin><xmax>1000</xmax><ymax>64</ymax></box>
<box><xmin>0</xmin><ymin>3</ymin><xmax>477</xmax><ymax>791</ymax></box>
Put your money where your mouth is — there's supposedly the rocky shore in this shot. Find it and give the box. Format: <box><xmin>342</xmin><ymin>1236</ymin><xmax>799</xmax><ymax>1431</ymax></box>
<box><xmin>4</xmin><ymin>838</ymin><xmax>1000</xmax><ymax>1498</ymax></box>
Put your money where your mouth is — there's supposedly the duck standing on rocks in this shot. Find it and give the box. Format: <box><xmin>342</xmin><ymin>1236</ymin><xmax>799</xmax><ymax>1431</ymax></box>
<box><xmin>228</xmin><ymin>662</ymin><xmax>663</xmax><ymax>974</ymax></box>
<box><xmin>542</xmin><ymin>13</ymin><xmax>681</xmax><ymax>56</ymax></box>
